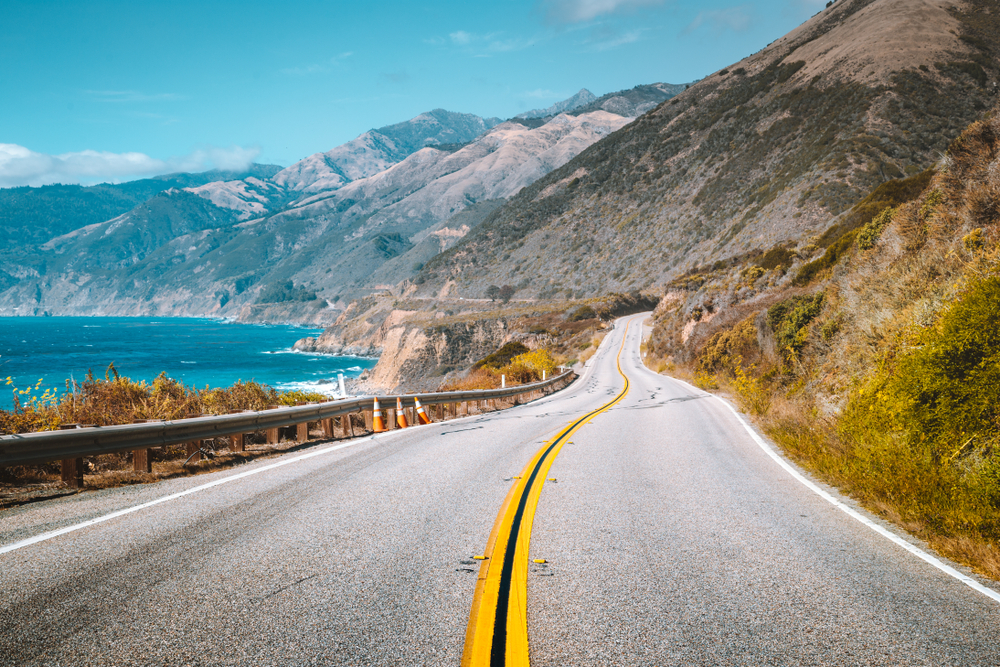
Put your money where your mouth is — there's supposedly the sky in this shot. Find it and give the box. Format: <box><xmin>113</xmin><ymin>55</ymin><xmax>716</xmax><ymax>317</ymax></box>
<box><xmin>1</xmin><ymin>0</ymin><xmax>827</xmax><ymax>187</ymax></box>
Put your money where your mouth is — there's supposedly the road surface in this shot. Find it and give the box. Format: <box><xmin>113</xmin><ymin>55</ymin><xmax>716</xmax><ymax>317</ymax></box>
<box><xmin>2</xmin><ymin>314</ymin><xmax>999</xmax><ymax>666</ymax></box>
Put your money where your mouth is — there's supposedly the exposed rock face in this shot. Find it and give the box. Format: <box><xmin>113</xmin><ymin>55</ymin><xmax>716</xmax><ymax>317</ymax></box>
<box><xmin>292</xmin><ymin>304</ymin><xmax>516</xmax><ymax>392</ymax></box>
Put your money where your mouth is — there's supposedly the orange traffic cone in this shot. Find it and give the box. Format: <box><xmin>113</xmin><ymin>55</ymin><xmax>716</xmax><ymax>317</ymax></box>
<box><xmin>396</xmin><ymin>397</ymin><xmax>409</xmax><ymax>428</ymax></box>
<box><xmin>415</xmin><ymin>397</ymin><xmax>432</xmax><ymax>425</ymax></box>
<box><xmin>372</xmin><ymin>397</ymin><xmax>387</xmax><ymax>433</ymax></box>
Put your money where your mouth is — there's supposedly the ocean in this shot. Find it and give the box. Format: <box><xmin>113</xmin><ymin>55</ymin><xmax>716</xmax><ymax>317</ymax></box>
<box><xmin>0</xmin><ymin>317</ymin><xmax>376</xmax><ymax>410</ymax></box>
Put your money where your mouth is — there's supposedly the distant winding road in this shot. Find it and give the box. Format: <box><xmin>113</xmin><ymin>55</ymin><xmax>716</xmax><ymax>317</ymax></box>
<box><xmin>2</xmin><ymin>314</ymin><xmax>999</xmax><ymax>666</ymax></box>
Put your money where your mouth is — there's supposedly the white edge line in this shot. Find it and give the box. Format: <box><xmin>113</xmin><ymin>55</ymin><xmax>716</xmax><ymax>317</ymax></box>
<box><xmin>655</xmin><ymin>367</ymin><xmax>1000</xmax><ymax>606</ymax></box>
<box><xmin>0</xmin><ymin>389</ymin><xmax>562</xmax><ymax>557</ymax></box>
<box><xmin>0</xmin><ymin>428</ymin><xmax>404</xmax><ymax>555</ymax></box>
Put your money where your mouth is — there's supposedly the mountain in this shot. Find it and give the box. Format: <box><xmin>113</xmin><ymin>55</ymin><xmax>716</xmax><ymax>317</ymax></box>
<box><xmin>516</xmin><ymin>89</ymin><xmax>598</xmax><ymax>119</ymax></box>
<box><xmin>0</xmin><ymin>109</ymin><xmax>634</xmax><ymax>319</ymax></box>
<box><xmin>415</xmin><ymin>0</ymin><xmax>999</xmax><ymax>301</ymax></box>
<box><xmin>272</xmin><ymin>109</ymin><xmax>502</xmax><ymax>194</ymax></box>
<box><xmin>0</xmin><ymin>164</ymin><xmax>281</xmax><ymax>256</ymax></box>
<box><xmin>571</xmin><ymin>83</ymin><xmax>688</xmax><ymax>118</ymax></box>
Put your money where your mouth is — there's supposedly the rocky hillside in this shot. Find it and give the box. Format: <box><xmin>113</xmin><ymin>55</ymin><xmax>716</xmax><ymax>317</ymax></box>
<box><xmin>0</xmin><ymin>88</ymin><xmax>674</xmax><ymax>319</ymax></box>
<box><xmin>272</xmin><ymin>109</ymin><xmax>502</xmax><ymax>194</ymax></box>
<box><xmin>643</xmin><ymin>100</ymin><xmax>1000</xmax><ymax>579</ymax></box>
<box><xmin>415</xmin><ymin>0</ymin><xmax>999</xmax><ymax>302</ymax></box>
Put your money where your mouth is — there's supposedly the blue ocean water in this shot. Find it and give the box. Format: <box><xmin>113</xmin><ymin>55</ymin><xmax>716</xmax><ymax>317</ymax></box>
<box><xmin>0</xmin><ymin>317</ymin><xmax>375</xmax><ymax>410</ymax></box>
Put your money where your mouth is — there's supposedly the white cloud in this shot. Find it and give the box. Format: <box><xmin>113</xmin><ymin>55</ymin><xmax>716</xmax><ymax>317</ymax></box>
<box><xmin>0</xmin><ymin>144</ymin><xmax>261</xmax><ymax>188</ymax></box>
<box><xmin>540</xmin><ymin>0</ymin><xmax>665</xmax><ymax>24</ymax></box>
<box><xmin>682</xmin><ymin>6</ymin><xmax>752</xmax><ymax>34</ymax></box>
<box><xmin>450</xmin><ymin>30</ymin><xmax>473</xmax><ymax>45</ymax></box>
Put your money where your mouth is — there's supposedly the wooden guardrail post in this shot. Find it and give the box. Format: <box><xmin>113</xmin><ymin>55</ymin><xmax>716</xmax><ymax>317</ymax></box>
<box><xmin>265</xmin><ymin>405</ymin><xmax>280</xmax><ymax>444</ymax></box>
<box><xmin>57</xmin><ymin>424</ymin><xmax>85</xmax><ymax>488</ymax></box>
<box><xmin>61</xmin><ymin>456</ymin><xmax>84</xmax><ymax>488</ymax></box>
<box><xmin>364</xmin><ymin>408</ymin><xmax>373</xmax><ymax>432</ymax></box>
<box><xmin>296</xmin><ymin>421</ymin><xmax>309</xmax><ymax>443</ymax></box>
<box><xmin>322</xmin><ymin>418</ymin><xmax>334</xmax><ymax>438</ymax></box>
<box><xmin>131</xmin><ymin>420</ymin><xmax>153</xmax><ymax>473</ymax></box>
<box><xmin>227</xmin><ymin>411</ymin><xmax>247</xmax><ymax>452</ymax></box>
<box><xmin>133</xmin><ymin>447</ymin><xmax>151</xmax><ymax>473</ymax></box>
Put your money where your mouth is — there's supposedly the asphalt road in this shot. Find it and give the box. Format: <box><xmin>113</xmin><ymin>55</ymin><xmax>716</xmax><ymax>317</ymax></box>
<box><xmin>2</xmin><ymin>314</ymin><xmax>999</xmax><ymax>666</ymax></box>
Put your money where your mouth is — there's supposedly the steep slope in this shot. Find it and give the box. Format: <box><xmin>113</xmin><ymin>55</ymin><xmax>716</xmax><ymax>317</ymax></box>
<box><xmin>643</xmin><ymin>102</ymin><xmax>1000</xmax><ymax>579</ymax></box>
<box><xmin>272</xmin><ymin>109</ymin><xmax>502</xmax><ymax>194</ymax></box>
<box><xmin>416</xmin><ymin>0</ymin><xmax>999</xmax><ymax>302</ymax></box>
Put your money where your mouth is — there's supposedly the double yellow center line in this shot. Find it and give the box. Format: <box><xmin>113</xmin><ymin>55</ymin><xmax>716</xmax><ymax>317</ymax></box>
<box><xmin>462</xmin><ymin>322</ymin><xmax>632</xmax><ymax>667</ymax></box>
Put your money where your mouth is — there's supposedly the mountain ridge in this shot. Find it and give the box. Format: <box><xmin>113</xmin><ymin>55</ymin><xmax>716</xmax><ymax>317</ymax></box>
<box><xmin>412</xmin><ymin>0</ymin><xmax>998</xmax><ymax>302</ymax></box>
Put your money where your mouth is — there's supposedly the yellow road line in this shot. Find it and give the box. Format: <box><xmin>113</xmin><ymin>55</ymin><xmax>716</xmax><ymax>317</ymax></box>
<box><xmin>462</xmin><ymin>321</ymin><xmax>633</xmax><ymax>667</ymax></box>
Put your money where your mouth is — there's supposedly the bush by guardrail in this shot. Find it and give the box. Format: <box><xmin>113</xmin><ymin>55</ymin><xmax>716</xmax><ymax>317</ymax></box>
<box><xmin>0</xmin><ymin>371</ymin><xmax>575</xmax><ymax>488</ymax></box>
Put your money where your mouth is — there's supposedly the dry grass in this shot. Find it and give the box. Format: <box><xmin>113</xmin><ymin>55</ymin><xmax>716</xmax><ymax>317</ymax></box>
<box><xmin>653</xmin><ymin>107</ymin><xmax>1000</xmax><ymax>581</ymax></box>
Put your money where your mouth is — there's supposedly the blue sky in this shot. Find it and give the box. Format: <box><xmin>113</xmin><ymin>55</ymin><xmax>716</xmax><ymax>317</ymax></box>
<box><xmin>1</xmin><ymin>0</ymin><xmax>826</xmax><ymax>187</ymax></box>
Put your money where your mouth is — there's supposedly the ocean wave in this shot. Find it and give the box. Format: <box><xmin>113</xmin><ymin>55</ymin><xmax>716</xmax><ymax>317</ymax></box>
<box><xmin>180</xmin><ymin>361</ymin><xmax>197</xmax><ymax>364</ymax></box>
<box><xmin>275</xmin><ymin>379</ymin><xmax>347</xmax><ymax>397</ymax></box>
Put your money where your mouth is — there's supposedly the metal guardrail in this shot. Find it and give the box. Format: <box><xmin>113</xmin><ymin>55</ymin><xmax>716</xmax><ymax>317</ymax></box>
<box><xmin>0</xmin><ymin>370</ymin><xmax>575</xmax><ymax>467</ymax></box>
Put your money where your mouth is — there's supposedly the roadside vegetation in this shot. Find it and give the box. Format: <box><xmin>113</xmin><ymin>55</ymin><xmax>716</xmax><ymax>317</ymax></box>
<box><xmin>1</xmin><ymin>364</ymin><xmax>327</xmax><ymax>436</ymax></box>
<box><xmin>0</xmin><ymin>367</ymin><xmax>335</xmax><ymax>499</ymax></box>
<box><xmin>646</xmin><ymin>107</ymin><xmax>1000</xmax><ymax>579</ymax></box>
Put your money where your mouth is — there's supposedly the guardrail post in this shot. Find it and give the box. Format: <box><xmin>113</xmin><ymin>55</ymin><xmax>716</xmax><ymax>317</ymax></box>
<box><xmin>461</xmin><ymin>401</ymin><xmax>469</xmax><ymax>416</ymax></box>
<box><xmin>56</xmin><ymin>423</ymin><xmax>85</xmax><ymax>487</ymax></box>
<box><xmin>133</xmin><ymin>447</ymin><xmax>151</xmax><ymax>473</ymax></box>
<box><xmin>296</xmin><ymin>421</ymin><xmax>309</xmax><ymax>443</ymax></box>
<box><xmin>386</xmin><ymin>406</ymin><xmax>396</xmax><ymax>429</ymax></box>
<box><xmin>266</xmin><ymin>405</ymin><xmax>280</xmax><ymax>444</ymax></box>
<box><xmin>131</xmin><ymin>420</ymin><xmax>153</xmax><ymax>472</ymax></box>
<box><xmin>61</xmin><ymin>457</ymin><xmax>84</xmax><ymax>488</ymax></box>
<box><xmin>227</xmin><ymin>411</ymin><xmax>246</xmax><ymax>452</ymax></box>
<box><xmin>322</xmin><ymin>418</ymin><xmax>334</xmax><ymax>438</ymax></box>
<box><xmin>187</xmin><ymin>440</ymin><xmax>202</xmax><ymax>463</ymax></box>
<box><xmin>364</xmin><ymin>409</ymin><xmax>373</xmax><ymax>431</ymax></box>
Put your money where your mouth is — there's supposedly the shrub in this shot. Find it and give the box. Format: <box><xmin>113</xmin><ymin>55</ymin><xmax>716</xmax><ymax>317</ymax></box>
<box><xmin>857</xmin><ymin>206</ymin><xmax>895</xmax><ymax>250</ymax></box>
<box><xmin>567</xmin><ymin>305</ymin><xmax>597</xmax><ymax>321</ymax></box>
<box><xmin>963</xmin><ymin>228</ymin><xmax>984</xmax><ymax>252</ymax></box>
<box><xmin>472</xmin><ymin>342</ymin><xmax>530</xmax><ymax>370</ymax></box>
<box><xmin>767</xmin><ymin>293</ymin><xmax>825</xmax><ymax>359</ymax></box>
<box><xmin>852</xmin><ymin>275</ymin><xmax>1000</xmax><ymax>461</ymax></box>
<box><xmin>256</xmin><ymin>280</ymin><xmax>318</xmax><ymax>304</ymax></box>
<box><xmin>0</xmin><ymin>368</ymin><xmax>329</xmax><ymax>435</ymax></box>
<box><xmin>510</xmin><ymin>349</ymin><xmax>557</xmax><ymax>375</ymax></box>
<box><xmin>698</xmin><ymin>316</ymin><xmax>760</xmax><ymax>372</ymax></box>
<box><xmin>792</xmin><ymin>230</ymin><xmax>858</xmax><ymax>285</ymax></box>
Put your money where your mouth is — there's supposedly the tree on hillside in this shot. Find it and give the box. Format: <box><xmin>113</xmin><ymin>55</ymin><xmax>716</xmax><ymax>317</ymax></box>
<box><xmin>485</xmin><ymin>285</ymin><xmax>500</xmax><ymax>302</ymax></box>
<box><xmin>499</xmin><ymin>285</ymin><xmax>515</xmax><ymax>303</ymax></box>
